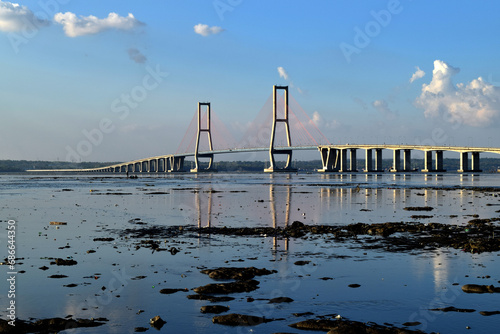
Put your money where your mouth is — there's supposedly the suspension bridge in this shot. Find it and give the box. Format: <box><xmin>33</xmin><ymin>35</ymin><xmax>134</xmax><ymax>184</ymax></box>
<box><xmin>28</xmin><ymin>85</ymin><xmax>500</xmax><ymax>174</ymax></box>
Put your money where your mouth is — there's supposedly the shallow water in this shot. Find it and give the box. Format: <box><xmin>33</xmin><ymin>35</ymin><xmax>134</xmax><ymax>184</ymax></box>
<box><xmin>1</xmin><ymin>172</ymin><xmax>500</xmax><ymax>333</ymax></box>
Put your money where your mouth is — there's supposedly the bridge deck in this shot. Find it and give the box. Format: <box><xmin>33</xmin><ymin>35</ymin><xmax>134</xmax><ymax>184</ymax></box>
<box><xmin>26</xmin><ymin>144</ymin><xmax>500</xmax><ymax>173</ymax></box>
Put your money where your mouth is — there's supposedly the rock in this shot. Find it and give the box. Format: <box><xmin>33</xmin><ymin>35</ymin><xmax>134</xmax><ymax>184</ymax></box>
<box><xmin>200</xmin><ymin>267</ymin><xmax>277</xmax><ymax>280</ymax></box>
<box><xmin>291</xmin><ymin>318</ymin><xmax>424</xmax><ymax>333</ymax></box>
<box><xmin>212</xmin><ymin>313</ymin><xmax>271</xmax><ymax>326</ymax></box>
<box><xmin>294</xmin><ymin>261</ymin><xmax>310</xmax><ymax>266</ymax></box>
<box><xmin>402</xmin><ymin>321</ymin><xmax>421</xmax><ymax>326</ymax></box>
<box><xmin>55</xmin><ymin>258</ymin><xmax>77</xmax><ymax>266</ymax></box>
<box><xmin>268</xmin><ymin>297</ymin><xmax>294</xmax><ymax>303</ymax></box>
<box><xmin>159</xmin><ymin>288</ymin><xmax>186</xmax><ymax>294</ymax></box>
<box><xmin>462</xmin><ymin>284</ymin><xmax>500</xmax><ymax>293</ymax></box>
<box><xmin>50</xmin><ymin>221</ymin><xmax>67</xmax><ymax>225</ymax></box>
<box><xmin>48</xmin><ymin>274</ymin><xmax>68</xmax><ymax>278</ymax></box>
<box><xmin>430</xmin><ymin>306</ymin><xmax>475</xmax><ymax>313</ymax></box>
<box><xmin>93</xmin><ymin>237</ymin><xmax>115</xmax><ymax>242</ymax></box>
<box><xmin>149</xmin><ymin>315</ymin><xmax>166</xmax><ymax>329</ymax></box>
<box><xmin>403</xmin><ymin>206</ymin><xmax>434</xmax><ymax>211</ymax></box>
<box><xmin>194</xmin><ymin>280</ymin><xmax>260</xmax><ymax>294</ymax></box>
<box><xmin>187</xmin><ymin>294</ymin><xmax>235</xmax><ymax>302</ymax></box>
<box><xmin>200</xmin><ymin>305</ymin><xmax>230</xmax><ymax>314</ymax></box>
<box><xmin>479</xmin><ymin>310</ymin><xmax>500</xmax><ymax>316</ymax></box>
<box><xmin>39</xmin><ymin>266</ymin><xmax>49</xmax><ymax>270</ymax></box>
<box><xmin>0</xmin><ymin>317</ymin><xmax>107</xmax><ymax>333</ymax></box>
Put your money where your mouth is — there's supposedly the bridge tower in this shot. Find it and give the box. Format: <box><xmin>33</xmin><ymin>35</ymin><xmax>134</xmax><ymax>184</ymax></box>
<box><xmin>190</xmin><ymin>102</ymin><xmax>216</xmax><ymax>172</ymax></box>
<box><xmin>264</xmin><ymin>85</ymin><xmax>297</xmax><ymax>172</ymax></box>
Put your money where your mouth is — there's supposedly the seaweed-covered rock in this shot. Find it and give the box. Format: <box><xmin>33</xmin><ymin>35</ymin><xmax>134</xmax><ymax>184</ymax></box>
<box><xmin>200</xmin><ymin>305</ymin><xmax>230</xmax><ymax>314</ymax></box>
<box><xmin>194</xmin><ymin>280</ymin><xmax>260</xmax><ymax>294</ymax></box>
<box><xmin>462</xmin><ymin>284</ymin><xmax>500</xmax><ymax>293</ymax></box>
<box><xmin>200</xmin><ymin>267</ymin><xmax>276</xmax><ymax>280</ymax></box>
<box><xmin>212</xmin><ymin>313</ymin><xmax>271</xmax><ymax>326</ymax></box>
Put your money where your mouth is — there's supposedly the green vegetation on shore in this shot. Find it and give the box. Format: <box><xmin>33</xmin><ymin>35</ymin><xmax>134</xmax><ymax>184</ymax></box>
<box><xmin>2</xmin><ymin>158</ymin><xmax>500</xmax><ymax>173</ymax></box>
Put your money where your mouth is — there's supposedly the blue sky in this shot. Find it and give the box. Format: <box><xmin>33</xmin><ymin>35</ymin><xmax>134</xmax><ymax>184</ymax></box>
<box><xmin>1</xmin><ymin>0</ymin><xmax>500</xmax><ymax>162</ymax></box>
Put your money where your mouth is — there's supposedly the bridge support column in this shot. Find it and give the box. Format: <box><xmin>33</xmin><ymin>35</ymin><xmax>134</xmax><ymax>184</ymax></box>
<box><xmin>390</xmin><ymin>149</ymin><xmax>401</xmax><ymax>172</ymax></box>
<box><xmin>423</xmin><ymin>151</ymin><xmax>433</xmax><ymax>172</ymax></box>
<box><xmin>265</xmin><ymin>85</ymin><xmax>297</xmax><ymax>172</ymax></box>
<box><xmin>471</xmin><ymin>152</ymin><xmax>482</xmax><ymax>172</ymax></box>
<box><xmin>458</xmin><ymin>152</ymin><xmax>482</xmax><ymax>172</ymax></box>
<box><xmin>403</xmin><ymin>149</ymin><xmax>412</xmax><ymax>172</ymax></box>
<box><xmin>339</xmin><ymin>149</ymin><xmax>348</xmax><ymax>172</ymax></box>
<box><xmin>168</xmin><ymin>156</ymin><xmax>185</xmax><ymax>172</ymax></box>
<box><xmin>459</xmin><ymin>152</ymin><xmax>469</xmax><ymax>172</ymax></box>
<box><xmin>423</xmin><ymin>150</ymin><xmax>445</xmax><ymax>172</ymax></box>
<box><xmin>375</xmin><ymin>149</ymin><xmax>384</xmax><ymax>172</ymax></box>
<box><xmin>435</xmin><ymin>151</ymin><xmax>445</xmax><ymax>172</ymax></box>
<box><xmin>349</xmin><ymin>148</ymin><xmax>357</xmax><ymax>172</ymax></box>
<box><xmin>318</xmin><ymin>147</ymin><xmax>338</xmax><ymax>172</ymax></box>
<box><xmin>365</xmin><ymin>149</ymin><xmax>373</xmax><ymax>172</ymax></box>
<box><xmin>191</xmin><ymin>102</ymin><xmax>216</xmax><ymax>173</ymax></box>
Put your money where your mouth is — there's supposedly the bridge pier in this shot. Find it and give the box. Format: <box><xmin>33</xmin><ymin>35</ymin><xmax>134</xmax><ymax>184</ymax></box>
<box><xmin>318</xmin><ymin>147</ymin><xmax>338</xmax><ymax>172</ymax></box>
<box><xmin>169</xmin><ymin>156</ymin><xmax>185</xmax><ymax>172</ymax></box>
<box><xmin>458</xmin><ymin>152</ymin><xmax>482</xmax><ymax>172</ymax></box>
<box><xmin>191</xmin><ymin>102</ymin><xmax>216</xmax><ymax>173</ymax></box>
<box><xmin>265</xmin><ymin>85</ymin><xmax>297</xmax><ymax>172</ymax></box>
<box><xmin>422</xmin><ymin>150</ymin><xmax>446</xmax><ymax>172</ymax></box>
<box><xmin>390</xmin><ymin>149</ymin><xmax>412</xmax><ymax>172</ymax></box>
<box><xmin>364</xmin><ymin>148</ymin><xmax>384</xmax><ymax>172</ymax></box>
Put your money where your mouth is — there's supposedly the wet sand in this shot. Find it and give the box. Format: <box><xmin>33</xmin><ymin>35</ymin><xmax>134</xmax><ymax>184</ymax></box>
<box><xmin>1</xmin><ymin>173</ymin><xmax>500</xmax><ymax>333</ymax></box>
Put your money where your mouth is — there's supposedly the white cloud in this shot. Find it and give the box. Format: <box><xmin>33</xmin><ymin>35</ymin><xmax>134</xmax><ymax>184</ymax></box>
<box><xmin>372</xmin><ymin>99</ymin><xmax>397</xmax><ymax>120</ymax></box>
<box><xmin>310</xmin><ymin>111</ymin><xmax>340</xmax><ymax>129</ymax></box>
<box><xmin>277</xmin><ymin>66</ymin><xmax>289</xmax><ymax>80</ymax></box>
<box><xmin>193</xmin><ymin>23</ymin><xmax>223</xmax><ymax>36</ymax></box>
<box><xmin>127</xmin><ymin>47</ymin><xmax>146</xmax><ymax>64</ymax></box>
<box><xmin>53</xmin><ymin>12</ymin><xmax>144</xmax><ymax>37</ymax></box>
<box><xmin>415</xmin><ymin>60</ymin><xmax>500</xmax><ymax>127</ymax></box>
<box><xmin>409</xmin><ymin>66</ymin><xmax>425</xmax><ymax>83</ymax></box>
<box><xmin>0</xmin><ymin>1</ymin><xmax>49</xmax><ymax>32</ymax></box>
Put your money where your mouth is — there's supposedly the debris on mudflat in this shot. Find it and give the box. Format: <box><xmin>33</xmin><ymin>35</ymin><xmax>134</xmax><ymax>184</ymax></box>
<box><xmin>194</xmin><ymin>280</ymin><xmax>260</xmax><ymax>295</ymax></box>
<box><xmin>200</xmin><ymin>305</ymin><xmax>230</xmax><ymax>314</ymax></box>
<box><xmin>149</xmin><ymin>315</ymin><xmax>166</xmax><ymax>329</ymax></box>
<box><xmin>54</xmin><ymin>258</ymin><xmax>77</xmax><ymax>266</ymax></box>
<box><xmin>429</xmin><ymin>306</ymin><xmax>476</xmax><ymax>313</ymax></box>
<box><xmin>0</xmin><ymin>317</ymin><xmax>107</xmax><ymax>333</ymax></box>
<box><xmin>212</xmin><ymin>313</ymin><xmax>273</xmax><ymax>326</ymax></box>
<box><xmin>187</xmin><ymin>294</ymin><xmax>235</xmax><ymax>302</ymax></box>
<box><xmin>50</xmin><ymin>221</ymin><xmax>67</xmax><ymax>225</ymax></box>
<box><xmin>289</xmin><ymin>317</ymin><xmax>429</xmax><ymax>333</ymax></box>
<box><xmin>403</xmin><ymin>206</ymin><xmax>434</xmax><ymax>211</ymax></box>
<box><xmin>200</xmin><ymin>267</ymin><xmax>277</xmax><ymax>280</ymax></box>
<box><xmin>462</xmin><ymin>284</ymin><xmax>500</xmax><ymax>293</ymax></box>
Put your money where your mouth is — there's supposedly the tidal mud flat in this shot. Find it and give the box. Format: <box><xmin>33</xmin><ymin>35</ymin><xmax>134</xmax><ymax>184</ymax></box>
<box><xmin>1</xmin><ymin>173</ymin><xmax>500</xmax><ymax>333</ymax></box>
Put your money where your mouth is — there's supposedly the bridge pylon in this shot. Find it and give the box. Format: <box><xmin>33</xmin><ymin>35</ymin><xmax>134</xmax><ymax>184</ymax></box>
<box><xmin>264</xmin><ymin>85</ymin><xmax>297</xmax><ymax>172</ymax></box>
<box><xmin>191</xmin><ymin>102</ymin><xmax>216</xmax><ymax>172</ymax></box>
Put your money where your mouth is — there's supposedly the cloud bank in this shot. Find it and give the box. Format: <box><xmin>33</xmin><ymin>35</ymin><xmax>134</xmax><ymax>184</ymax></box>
<box><xmin>193</xmin><ymin>23</ymin><xmax>223</xmax><ymax>36</ymax></box>
<box><xmin>0</xmin><ymin>1</ymin><xmax>49</xmax><ymax>32</ymax></box>
<box><xmin>415</xmin><ymin>60</ymin><xmax>500</xmax><ymax>127</ymax></box>
<box><xmin>54</xmin><ymin>12</ymin><xmax>144</xmax><ymax>37</ymax></box>
<box><xmin>409</xmin><ymin>66</ymin><xmax>425</xmax><ymax>83</ymax></box>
